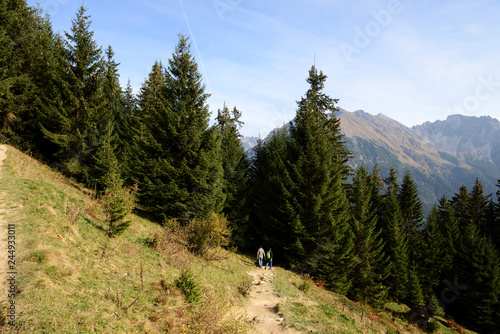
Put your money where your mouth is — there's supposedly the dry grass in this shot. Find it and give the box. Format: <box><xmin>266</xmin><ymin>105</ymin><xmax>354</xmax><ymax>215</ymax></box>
<box><xmin>0</xmin><ymin>146</ymin><xmax>250</xmax><ymax>333</ymax></box>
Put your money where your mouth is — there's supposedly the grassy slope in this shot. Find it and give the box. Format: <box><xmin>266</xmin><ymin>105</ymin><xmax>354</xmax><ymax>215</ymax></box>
<box><xmin>0</xmin><ymin>146</ymin><xmax>475</xmax><ymax>333</ymax></box>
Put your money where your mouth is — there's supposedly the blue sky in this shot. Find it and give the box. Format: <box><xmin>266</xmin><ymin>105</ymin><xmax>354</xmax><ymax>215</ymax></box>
<box><xmin>28</xmin><ymin>0</ymin><xmax>500</xmax><ymax>137</ymax></box>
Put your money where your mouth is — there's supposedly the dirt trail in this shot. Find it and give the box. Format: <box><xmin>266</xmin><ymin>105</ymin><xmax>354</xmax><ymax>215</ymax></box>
<box><xmin>241</xmin><ymin>267</ymin><xmax>301</xmax><ymax>334</ymax></box>
<box><xmin>0</xmin><ymin>145</ymin><xmax>8</xmax><ymax>303</ymax></box>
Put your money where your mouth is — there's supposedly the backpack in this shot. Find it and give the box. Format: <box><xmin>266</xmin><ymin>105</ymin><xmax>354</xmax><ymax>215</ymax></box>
<box><xmin>266</xmin><ymin>251</ymin><xmax>271</xmax><ymax>259</ymax></box>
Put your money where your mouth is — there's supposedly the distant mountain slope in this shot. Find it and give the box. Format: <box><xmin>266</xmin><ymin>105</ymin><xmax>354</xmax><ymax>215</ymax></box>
<box><xmin>413</xmin><ymin>114</ymin><xmax>500</xmax><ymax>166</ymax></box>
<box><xmin>243</xmin><ymin>110</ymin><xmax>500</xmax><ymax>211</ymax></box>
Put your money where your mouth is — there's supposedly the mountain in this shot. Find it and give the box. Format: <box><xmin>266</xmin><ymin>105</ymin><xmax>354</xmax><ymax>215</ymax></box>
<box><xmin>243</xmin><ymin>110</ymin><xmax>500</xmax><ymax>211</ymax></box>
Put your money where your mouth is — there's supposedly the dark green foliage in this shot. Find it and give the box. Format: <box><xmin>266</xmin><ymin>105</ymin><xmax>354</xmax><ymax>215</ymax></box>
<box><xmin>420</xmin><ymin>206</ymin><xmax>446</xmax><ymax>298</ymax></box>
<box><xmin>407</xmin><ymin>263</ymin><xmax>424</xmax><ymax>307</ymax></box>
<box><xmin>348</xmin><ymin>165</ymin><xmax>388</xmax><ymax>305</ymax></box>
<box><xmin>216</xmin><ymin>104</ymin><xmax>249</xmax><ymax>247</ymax></box>
<box><xmin>103</xmin><ymin>183</ymin><xmax>137</xmax><ymax>237</ymax></box>
<box><xmin>174</xmin><ymin>269</ymin><xmax>202</xmax><ymax>304</ymax></box>
<box><xmin>286</xmin><ymin>67</ymin><xmax>353</xmax><ymax>292</ymax></box>
<box><xmin>467</xmin><ymin>178</ymin><xmax>491</xmax><ymax>233</ymax></box>
<box><xmin>132</xmin><ymin>36</ymin><xmax>223</xmax><ymax>222</ymax></box>
<box><xmin>450</xmin><ymin>184</ymin><xmax>471</xmax><ymax>229</ymax></box>
<box><xmin>40</xmin><ymin>5</ymin><xmax>106</xmax><ymax>182</ymax></box>
<box><xmin>380</xmin><ymin>167</ymin><xmax>409</xmax><ymax>301</ymax></box>
<box><xmin>398</xmin><ymin>170</ymin><xmax>424</xmax><ymax>263</ymax></box>
<box><xmin>454</xmin><ymin>225</ymin><xmax>500</xmax><ymax>333</ymax></box>
<box><xmin>247</xmin><ymin>129</ymin><xmax>294</xmax><ymax>257</ymax></box>
<box><xmin>0</xmin><ymin>1</ymin><xmax>56</xmax><ymax>153</ymax></box>
<box><xmin>428</xmin><ymin>295</ymin><xmax>444</xmax><ymax>317</ymax></box>
<box><xmin>436</xmin><ymin>195</ymin><xmax>459</xmax><ymax>279</ymax></box>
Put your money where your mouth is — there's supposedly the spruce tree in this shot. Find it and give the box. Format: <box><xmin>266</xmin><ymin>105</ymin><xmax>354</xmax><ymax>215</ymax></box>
<box><xmin>451</xmin><ymin>184</ymin><xmax>471</xmax><ymax>229</ymax></box>
<box><xmin>132</xmin><ymin>35</ymin><xmax>223</xmax><ymax>222</ymax></box>
<box><xmin>285</xmin><ymin>65</ymin><xmax>353</xmax><ymax>294</ymax></box>
<box><xmin>216</xmin><ymin>104</ymin><xmax>249</xmax><ymax>248</ymax></box>
<box><xmin>40</xmin><ymin>5</ymin><xmax>106</xmax><ymax>182</ymax></box>
<box><xmin>437</xmin><ymin>195</ymin><xmax>459</xmax><ymax>279</ymax></box>
<box><xmin>398</xmin><ymin>170</ymin><xmax>424</xmax><ymax>264</ymax></box>
<box><xmin>420</xmin><ymin>206</ymin><xmax>445</xmax><ymax>298</ymax></box>
<box><xmin>348</xmin><ymin>165</ymin><xmax>388</xmax><ymax>305</ymax></box>
<box><xmin>90</xmin><ymin>46</ymin><xmax>123</xmax><ymax>192</ymax></box>
<box><xmin>467</xmin><ymin>178</ymin><xmax>491</xmax><ymax>234</ymax></box>
<box><xmin>248</xmin><ymin>128</ymin><xmax>294</xmax><ymax>258</ymax></box>
<box><xmin>454</xmin><ymin>224</ymin><xmax>500</xmax><ymax>333</ymax></box>
<box><xmin>0</xmin><ymin>1</ymin><xmax>55</xmax><ymax>152</ymax></box>
<box><xmin>380</xmin><ymin>167</ymin><xmax>409</xmax><ymax>301</ymax></box>
<box><xmin>116</xmin><ymin>80</ymin><xmax>137</xmax><ymax>180</ymax></box>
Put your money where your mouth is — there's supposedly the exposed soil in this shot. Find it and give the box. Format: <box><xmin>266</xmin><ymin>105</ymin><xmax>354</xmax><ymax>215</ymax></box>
<box><xmin>241</xmin><ymin>267</ymin><xmax>301</xmax><ymax>334</ymax></box>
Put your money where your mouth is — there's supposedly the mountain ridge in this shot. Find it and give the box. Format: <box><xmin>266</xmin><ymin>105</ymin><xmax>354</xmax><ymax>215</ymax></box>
<box><xmin>243</xmin><ymin>110</ymin><xmax>500</xmax><ymax>210</ymax></box>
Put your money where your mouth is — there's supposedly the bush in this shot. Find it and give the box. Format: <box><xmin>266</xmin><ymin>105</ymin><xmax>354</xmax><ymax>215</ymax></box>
<box><xmin>174</xmin><ymin>269</ymin><xmax>202</xmax><ymax>304</ymax></box>
<box><xmin>102</xmin><ymin>184</ymin><xmax>137</xmax><ymax>237</ymax></box>
<box><xmin>237</xmin><ymin>275</ymin><xmax>253</xmax><ymax>297</ymax></box>
<box><xmin>185</xmin><ymin>213</ymin><xmax>231</xmax><ymax>257</ymax></box>
<box><xmin>428</xmin><ymin>295</ymin><xmax>444</xmax><ymax>317</ymax></box>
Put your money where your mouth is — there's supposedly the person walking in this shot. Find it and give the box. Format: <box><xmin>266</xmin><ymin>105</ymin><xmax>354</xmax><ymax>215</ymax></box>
<box><xmin>265</xmin><ymin>247</ymin><xmax>273</xmax><ymax>270</ymax></box>
<box><xmin>257</xmin><ymin>246</ymin><xmax>265</xmax><ymax>268</ymax></box>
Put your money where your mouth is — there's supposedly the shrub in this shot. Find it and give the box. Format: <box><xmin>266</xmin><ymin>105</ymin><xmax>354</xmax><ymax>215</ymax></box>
<box><xmin>102</xmin><ymin>184</ymin><xmax>137</xmax><ymax>237</ymax></box>
<box><xmin>237</xmin><ymin>275</ymin><xmax>253</xmax><ymax>297</ymax></box>
<box><xmin>428</xmin><ymin>295</ymin><xmax>444</xmax><ymax>317</ymax></box>
<box><xmin>174</xmin><ymin>269</ymin><xmax>202</xmax><ymax>304</ymax></box>
<box><xmin>185</xmin><ymin>213</ymin><xmax>231</xmax><ymax>257</ymax></box>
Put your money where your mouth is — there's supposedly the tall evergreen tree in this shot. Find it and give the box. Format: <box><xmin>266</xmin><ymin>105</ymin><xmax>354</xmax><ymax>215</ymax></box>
<box><xmin>248</xmin><ymin>128</ymin><xmax>293</xmax><ymax>256</ymax></box>
<box><xmin>216</xmin><ymin>104</ymin><xmax>249</xmax><ymax>248</ymax></box>
<box><xmin>348</xmin><ymin>165</ymin><xmax>388</xmax><ymax>305</ymax></box>
<box><xmin>436</xmin><ymin>195</ymin><xmax>459</xmax><ymax>280</ymax></box>
<box><xmin>284</xmin><ymin>65</ymin><xmax>353</xmax><ymax>294</ymax></box>
<box><xmin>0</xmin><ymin>1</ymin><xmax>56</xmax><ymax>153</ymax></box>
<box><xmin>40</xmin><ymin>5</ymin><xmax>106</xmax><ymax>182</ymax></box>
<box><xmin>420</xmin><ymin>206</ymin><xmax>445</xmax><ymax>298</ymax></box>
<box><xmin>467</xmin><ymin>178</ymin><xmax>491</xmax><ymax>234</ymax></box>
<box><xmin>398</xmin><ymin>170</ymin><xmax>424</xmax><ymax>263</ymax></box>
<box><xmin>451</xmin><ymin>184</ymin><xmax>471</xmax><ymax>230</ymax></box>
<box><xmin>454</xmin><ymin>224</ymin><xmax>500</xmax><ymax>333</ymax></box>
<box><xmin>116</xmin><ymin>79</ymin><xmax>137</xmax><ymax>179</ymax></box>
<box><xmin>90</xmin><ymin>45</ymin><xmax>123</xmax><ymax>192</ymax></box>
<box><xmin>132</xmin><ymin>35</ymin><xmax>223</xmax><ymax>222</ymax></box>
<box><xmin>380</xmin><ymin>167</ymin><xmax>409</xmax><ymax>301</ymax></box>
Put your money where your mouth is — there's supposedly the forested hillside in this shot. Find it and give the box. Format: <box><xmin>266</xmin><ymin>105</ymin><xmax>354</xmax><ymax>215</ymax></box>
<box><xmin>1</xmin><ymin>1</ymin><xmax>499</xmax><ymax>333</ymax></box>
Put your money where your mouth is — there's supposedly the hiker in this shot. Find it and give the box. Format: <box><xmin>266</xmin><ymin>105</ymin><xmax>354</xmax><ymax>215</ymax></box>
<box><xmin>257</xmin><ymin>246</ymin><xmax>265</xmax><ymax>268</ymax></box>
<box><xmin>265</xmin><ymin>247</ymin><xmax>273</xmax><ymax>270</ymax></box>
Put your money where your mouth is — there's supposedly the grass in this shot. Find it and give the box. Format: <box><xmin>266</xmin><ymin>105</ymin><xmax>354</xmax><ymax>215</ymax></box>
<box><xmin>0</xmin><ymin>146</ymin><xmax>481</xmax><ymax>333</ymax></box>
<box><xmin>0</xmin><ymin>147</ymin><xmax>250</xmax><ymax>333</ymax></box>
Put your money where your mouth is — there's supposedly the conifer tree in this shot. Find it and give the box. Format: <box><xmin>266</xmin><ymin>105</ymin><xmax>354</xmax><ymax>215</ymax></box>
<box><xmin>437</xmin><ymin>195</ymin><xmax>459</xmax><ymax>279</ymax></box>
<box><xmin>248</xmin><ymin>128</ymin><xmax>294</xmax><ymax>256</ymax></box>
<box><xmin>398</xmin><ymin>170</ymin><xmax>424</xmax><ymax>263</ymax></box>
<box><xmin>467</xmin><ymin>178</ymin><xmax>491</xmax><ymax>234</ymax></box>
<box><xmin>133</xmin><ymin>35</ymin><xmax>223</xmax><ymax>222</ymax></box>
<box><xmin>348</xmin><ymin>165</ymin><xmax>388</xmax><ymax>305</ymax></box>
<box><xmin>407</xmin><ymin>262</ymin><xmax>424</xmax><ymax>308</ymax></box>
<box><xmin>116</xmin><ymin>80</ymin><xmax>137</xmax><ymax>179</ymax></box>
<box><xmin>216</xmin><ymin>104</ymin><xmax>249</xmax><ymax>247</ymax></box>
<box><xmin>420</xmin><ymin>206</ymin><xmax>445</xmax><ymax>298</ymax></box>
<box><xmin>284</xmin><ymin>65</ymin><xmax>354</xmax><ymax>293</ymax></box>
<box><xmin>454</xmin><ymin>224</ymin><xmax>500</xmax><ymax>333</ymax></box>
<box><xmin>380</xmin><ymin>167</ymin><xmax>409</xmax><ymax>301</ymax></box>
<box><xmin>90</xmin><ymin>46</ymin><xmax>123</xmax><ymax>192</ymax></box>
<box><xmin>451</xmin><ymin>184</ymin><xmax>471</xmax><ymax>229</ymax></box>
<box><xmin>164</xmin><ymin>34</ymin><xmax>224</xmax><ymax>221</ymax></box>
<box><xmin>40</xmin><ymin>5</ymin><xmax>106</xmax><ymax>182</ymax></box>
<box><xmin>0</xmin><ymin>1</ymin><xmax>56</xmax><ymax>153</ymax></box>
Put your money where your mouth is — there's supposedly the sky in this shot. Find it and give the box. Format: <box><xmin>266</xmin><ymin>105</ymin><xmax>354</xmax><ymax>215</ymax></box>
<box><xmin>27</xmin><ymin>0</ymin><xmax>500</xmax><ymax>137</ymax></box>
